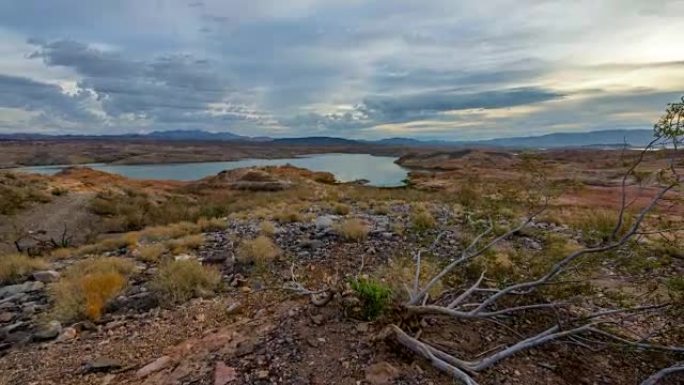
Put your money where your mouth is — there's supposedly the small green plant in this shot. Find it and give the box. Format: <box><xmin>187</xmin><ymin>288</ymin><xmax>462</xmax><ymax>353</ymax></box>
<box><xmin>350</xmin><ymin>277</ymin><xmax>393</xmax><ymax>320</ymax></box>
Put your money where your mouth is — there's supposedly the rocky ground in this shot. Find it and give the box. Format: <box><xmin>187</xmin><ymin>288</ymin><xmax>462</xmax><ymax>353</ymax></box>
<box><xmin>1</xmin><ymin>200</ymin><xmax>682</xmax><ymax>385</ymax></box>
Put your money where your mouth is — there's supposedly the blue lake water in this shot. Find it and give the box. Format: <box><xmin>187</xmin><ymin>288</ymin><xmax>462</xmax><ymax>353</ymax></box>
<box><xmin>11</xmin><ymin>153</ymin><xmax>409</xmax><ymax>187</ymax></box>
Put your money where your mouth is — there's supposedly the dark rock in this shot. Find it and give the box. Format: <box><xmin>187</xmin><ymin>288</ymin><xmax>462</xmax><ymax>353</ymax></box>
<box><xmin>203</xmin><ymin>252</ymin><xmax>230</xmax><ymax>264</ymax></box>
<box><xmin>32</xmin><ymin>270</ymin><xmax>61</xmax><ymax>283</ymax></box>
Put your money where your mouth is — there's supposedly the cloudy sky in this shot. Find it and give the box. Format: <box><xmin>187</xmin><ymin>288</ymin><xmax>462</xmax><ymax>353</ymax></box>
<box><xmin>0</xmin><ymin>0</ymin><xmax>683</xmax><ymax>140</ymax></box>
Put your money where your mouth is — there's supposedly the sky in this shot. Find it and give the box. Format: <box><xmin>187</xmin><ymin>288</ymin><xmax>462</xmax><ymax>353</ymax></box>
<box><xmin>0</xmin><ymin>0</ymin><xmax>683</xmax><ymax>140</ymax></box>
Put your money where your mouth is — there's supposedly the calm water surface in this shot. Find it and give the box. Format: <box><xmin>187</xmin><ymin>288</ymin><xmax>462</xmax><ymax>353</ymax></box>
<box><xmin>12</xmin><ymin>153</ymin><xmax>409</xmax><ymax>187</ymax></box>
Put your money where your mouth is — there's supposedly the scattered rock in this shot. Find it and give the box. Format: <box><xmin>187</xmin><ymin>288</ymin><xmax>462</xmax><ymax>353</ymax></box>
<box><xmin>214</xmin><ymin>361</ymin><xmax>237</xmax><ymax>385</ymax></box>
<box><xmin>136</xmin><ymin>355</ymin><xmax>172</xmax><ymax>378</ymax></box>
<box><xmin>365</xmin><ymin>362</ymin><xmax>400</xmax><ymax>385</ymax></box>
<box><xmin>32</xmin><ymin>270</ymin><xmax>61</xmax><ymax>283</ymax></box>
<box><xmin>310</xmin><ymin>314</ymin><xmax>325</xmax><ymax>325</ymax></box>
<box><xmin>0</xmin><ymin>281</ymin><xmax>44</xmax><ymax>298</ymax></box>
<box><xmin>256</xmin><ymin>370</ymin><xmax>270</xmax><ymax>380</ymax></box>
<box><xmin>33</xmin><ymin>320</ymin><xmax>62</xmax><ymax>341</ymax></box>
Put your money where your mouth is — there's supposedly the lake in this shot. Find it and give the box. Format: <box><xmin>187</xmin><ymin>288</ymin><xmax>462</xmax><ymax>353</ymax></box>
<box><xmin>11</xmin><ymin>153</ymin><xmax>409</xmax><ymax>187</ymax></box>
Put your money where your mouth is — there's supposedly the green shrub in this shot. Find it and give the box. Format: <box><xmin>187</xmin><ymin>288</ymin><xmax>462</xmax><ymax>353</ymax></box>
<box><xmin>151</xmin><ymin>260</ymin><xmax>221</xmax><ymax>305</ymax></box>
<box><xmin>350</xmin><ymin>278</ymin><xmax>393</xmax><ymax>320</ymax></box>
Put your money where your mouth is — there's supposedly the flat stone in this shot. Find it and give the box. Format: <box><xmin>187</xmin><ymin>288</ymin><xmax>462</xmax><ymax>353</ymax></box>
<box><xmin>32</xmin><ymin>270</ymin><xmax>61</xmax><ymax>283</ymax></box>
<box><xmin>84</xmin><ymin>357</ymin><xmax>123</xmax><ymax>373</ymax></box>
<box><xmin>0</xmin><ymin>281</ymin><xmax>42</xmax><ymax>299</ymax></box>
<box><xmin>214</xmin><ymin>361</ymin><xmax>237</xmax><ymax>385</ymax></box>
<box><xmin>33</xmin><ymin>320</ymin><xmax>62</xmax><ymax>341</ymax></box>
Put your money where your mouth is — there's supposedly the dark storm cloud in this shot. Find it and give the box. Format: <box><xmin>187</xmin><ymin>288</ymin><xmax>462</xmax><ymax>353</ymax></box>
<box><xmin>0</xmin><ymin>74</ymin><xmax>98</xmax><ymax>122</ymax></box>
<box><xmin>24</xmin><ymin>39</ymin><xmax>272</xmax><ymax>131</ymax></box>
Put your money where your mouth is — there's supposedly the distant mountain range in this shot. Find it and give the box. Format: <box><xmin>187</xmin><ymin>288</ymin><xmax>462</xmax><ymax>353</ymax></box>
<box><xmin>0</xmin><ymin>129</ymin><xmax>656</xmax><ymax>149</ymax></box>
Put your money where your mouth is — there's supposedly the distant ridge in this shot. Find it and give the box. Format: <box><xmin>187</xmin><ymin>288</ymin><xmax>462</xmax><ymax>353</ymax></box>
<box><xmin>0</xmin><ymin>129</ymin><xmax>655</xmax><ymax>149</ymax></box>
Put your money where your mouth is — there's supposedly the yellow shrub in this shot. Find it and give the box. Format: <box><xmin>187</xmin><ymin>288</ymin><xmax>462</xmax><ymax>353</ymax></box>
<box><xmin>151</xmin><ymin>260</ymin><xmax>221</xmax><ymax>305</ymax></box>
<box><xmin>81</xmin><ymin>272</ymin><xmax>126</xmax><ymax>320</ymax></box>
<box><xmin>137</xmin><ymin>243</ymin><xmax>167</xmax><ymax>262</ymax></box>
<box><xmin>50</xmin><ymin>257</ymin><xmax>134</xmax><ymax>321</ymax></box>
<box><xmin>239</xmin><ymin>236</ymin><xmax>281</xmax><ymax>263</ymax></box>
<box><xmin>335</xmin><ymin>218</ymin><xmax>369</xmax><ymax>242</ymax></box>
<box><xmin>0</xmin><ymin>254</ymin><xmax>47</xmax><ymax>284</ymax></box>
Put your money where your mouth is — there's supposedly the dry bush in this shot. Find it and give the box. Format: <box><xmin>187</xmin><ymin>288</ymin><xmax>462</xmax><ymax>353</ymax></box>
<box><xmin>0</xmin><ymin>254</ymin><xmax>48</xmax><ymax>284</ymax></box>
<box><xmin>259</xmin><ymin>220</ymin><xmax>277</xmax><ymax>236</ymax></box>
<box><xmin>372</xmin><ymin>202</ymin><xmax>390</xmax><ymax>215</ymax></box>
<box><xmin>273</xmin><ymin>207</ymin><xmax>303</xmax><ymax>223</ymax></box>
<box><xmin>136</xmin><ymin>243</ymin><xmax>167</xmax><ymax>262</ymax></box>
<box><xmin>197</xmin><ymin>217</ymin><xmax>226</xmax><ymax>232</ymax></box>
<box><xmin>166</xmin><ymin>234</ymin><xmax>205</xmax><ymax>254</ymax></box>
<box><xmin>151</xmin><ymin>259</ymin><xmax>221</xmax><ymax>305</ymax></box>
<box><xmin>333</xmin><ymin>203</ymin><xmax>351</xmax><ymax>215</ymax></box>
<box><xmin>335</xmin><ymin>218</ymin><xmax>369</xmax><ymax>242</ymax></box>
<box><xmin>49</xmin><ymin>248</ymin><xmax>73</xmax><ymax>260</ymax></box>
<box><xmin>239</xmin><ymin>236</ymin><xmax>281</xmax><ymax>263</ymax></box>
<box><xmin>411</xmin><ymin>208</ymin><xmax>436</xmax><ymax>231</ymax></box>
<box><xmin>50</xmin><ymin>257</ymin><xmax>135</xmax><ymax>321</ymax></box>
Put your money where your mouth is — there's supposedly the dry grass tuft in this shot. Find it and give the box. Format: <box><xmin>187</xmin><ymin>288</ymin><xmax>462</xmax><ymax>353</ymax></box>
<box><xmin>273</xmin><ymin>208</ymin><xmax>303</xmax><ymax>223</ymax></box>
<box><xmin>239</xmin><ymin>235</ymin><xmax>281</xmax><ymax>263</ymax></box>
<box><xmin>411</xmin><ymin>208</ymin><xmax>437</xmax><ymax>231</ymax></box>
<box><xmin>136</xmin><ymin>243</ymin><xmax>167</xmax><ymax>262</ymax></box>
<box><xmin>378</xmin><ymin>255</ymin><xmax>444</xmax><ymax>301</ymax></box>
<box><xmin>333</xmin><ymin>203</ymin><xmax>351</xmax><ymax>215</ymax></box>
<box><xmin>50</xmin><ymin>257</ymin><xmax>135</xmax><ymax>322</ymax></box>
<box><xmin>335</xmin><ymin>218</ymin><xmax>369</xmax><ymax>242</ymax></box>
<box><xmin>259</xmin><ymin>220</ymin><xmax>277</xmax><ymax>236</ymax></box>
<box><xmin>166</xmin><ymin>234</ymin><xmax>205</xmax><ymax>254</ymax></box>
<box><xmin>151</xmin><ymin>259</ymin><xmax>221</xmax><ymax>305</ymax></box>
<box><xmin>0</xmin><ymin>254</ymin><xmax>48</xmax><ymax>284</ymax></box>
<box><xmin>197</xmin><ymin>217</ymin><xmax>226</xmax><ymax>232</ymax></box>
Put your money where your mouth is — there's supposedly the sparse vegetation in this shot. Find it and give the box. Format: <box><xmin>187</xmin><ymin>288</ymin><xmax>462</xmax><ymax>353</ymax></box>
<box><xmin>151</xmin><ymin>259</ymin><xmax>221</xmax><ymax>305</ymax></box>
<box><xmin>0</xmin><ymin>254</ymin><xmax>47</xmax><ymax>284</ymax></box>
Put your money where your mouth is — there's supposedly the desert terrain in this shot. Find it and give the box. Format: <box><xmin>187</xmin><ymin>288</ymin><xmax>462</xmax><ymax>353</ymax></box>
<box><xmin>0</xmin><ymin>143</ymin><xmax>682</xmax><ymax>385</ymax></box>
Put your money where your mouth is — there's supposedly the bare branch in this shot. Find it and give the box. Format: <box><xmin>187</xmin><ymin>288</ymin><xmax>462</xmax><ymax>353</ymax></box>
<box><xmin>640</xmin><ymin>362</ymin><xmax>684</xmax><ymax>385</ymax></box>
<box><xmin>448</xmin><ymin>271</ymin><xmax>486</xmax><ymax>309</ymax></box>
